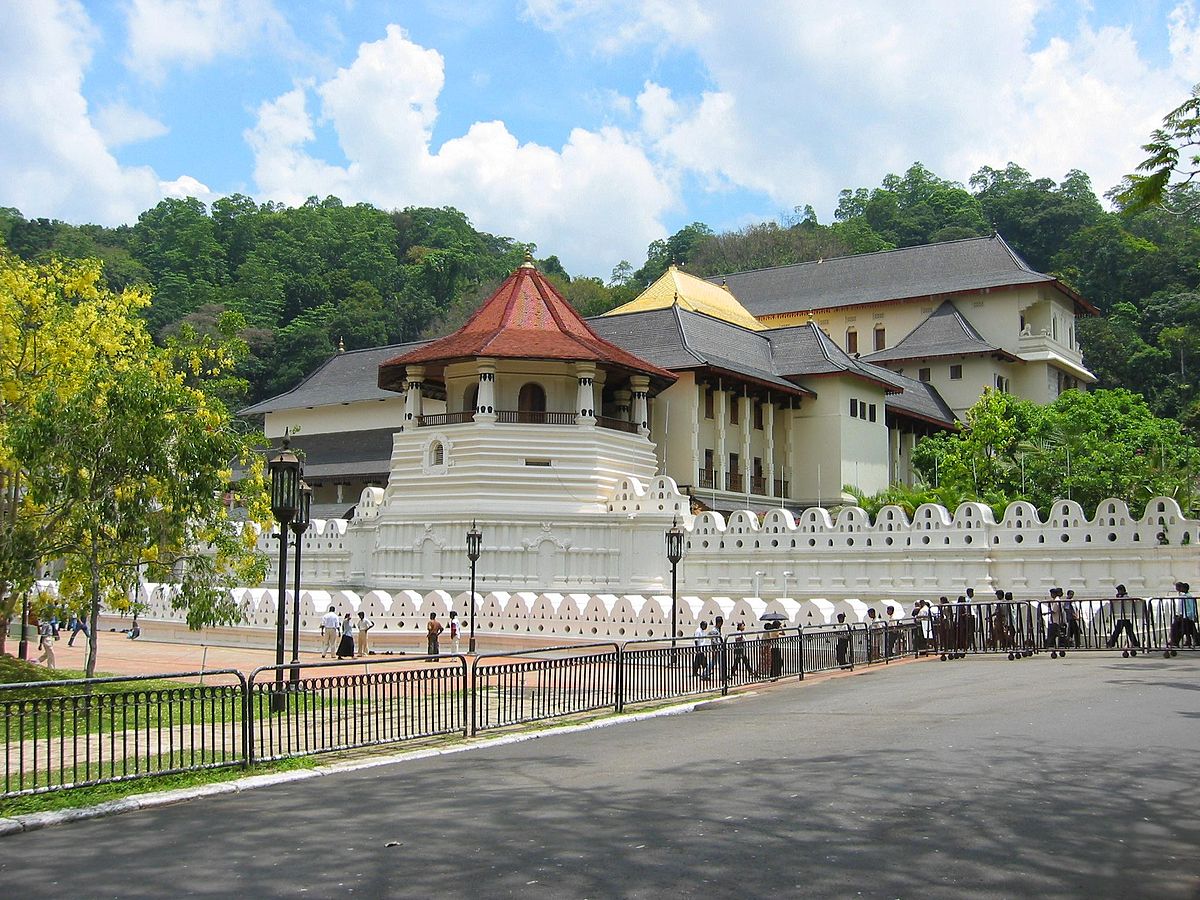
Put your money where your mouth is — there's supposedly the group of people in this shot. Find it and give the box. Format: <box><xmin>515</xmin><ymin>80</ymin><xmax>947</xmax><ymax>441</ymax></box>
<box><xmin>33</xmin><ymin>609</ymin><xmax>95</xmax><ymax>669</ymax></box>
<box><xmin>320</xmin><ymin>607</ymin><xmax>376</xmax><ymax>659</ymax></box>
<box><xmin>692</xmin><ymin>616</ymin><xmax>786</xmax><ymax>680</ymax></box>
<box><xmin>318</xmin><ymin>607</ymin><xmax>465</xmax><ymax>660</ymax></box>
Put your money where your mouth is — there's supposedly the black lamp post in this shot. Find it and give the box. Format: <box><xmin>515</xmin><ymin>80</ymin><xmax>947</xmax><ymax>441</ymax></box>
<box><xmin>666</xmin><ymin>517</ymin><xmax>685</xmax><ymax>664</ymax></box>
<box><xmin>268</xmin><ymin>439</ymin><xmax>300</xmax><ymax>711</ymax></box>
<box><xmin>466</xmin><ymin>521</ymin><xmax>482</xmax><ymax>653</ymax></box>
<box><xmin>18</xmin><ymin>592</ymin><xmax>29</xmax><ymax>660</ymax></box>
<box><xmin>289</xmin><ymin>480</ymin><xmax>312</xmax><ymax>684</ymax></box>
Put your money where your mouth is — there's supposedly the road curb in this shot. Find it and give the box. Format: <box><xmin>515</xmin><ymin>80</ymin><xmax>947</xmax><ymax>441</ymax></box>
<box><xmin>2</xmin><ymin>693</ymin><xmax>739</xmax><ymax>836</ymax></box>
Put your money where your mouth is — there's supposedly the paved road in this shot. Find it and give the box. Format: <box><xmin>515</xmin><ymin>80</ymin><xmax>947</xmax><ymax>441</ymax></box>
<box><xmin>3</xmin><ymin>653</ymin><xmax>1197</xmax><ymax>898</ymax></box>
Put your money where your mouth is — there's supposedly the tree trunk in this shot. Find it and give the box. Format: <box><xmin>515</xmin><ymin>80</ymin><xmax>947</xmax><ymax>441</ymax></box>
<box><xmin>85</xmin><ymin>551</ymin><xmax>101</xmax><ymax>679</ymax></box>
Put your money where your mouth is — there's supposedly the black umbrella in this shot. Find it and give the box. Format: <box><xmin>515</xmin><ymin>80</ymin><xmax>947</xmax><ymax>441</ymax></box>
<box><xmin>758</xmin><ymin>612</ymin><xmax>788</xmax><ymax>622</ymax></box>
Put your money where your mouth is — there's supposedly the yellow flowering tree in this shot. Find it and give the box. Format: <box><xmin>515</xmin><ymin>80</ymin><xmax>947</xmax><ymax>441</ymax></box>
<box><xmin>1</xmin><ymin>251</ymin><xmax>270</xmax><ymax>675</ymax></box>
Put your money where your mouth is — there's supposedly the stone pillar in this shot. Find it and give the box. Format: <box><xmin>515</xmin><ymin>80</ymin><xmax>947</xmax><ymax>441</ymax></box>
<box><xmin>614</xmin><ymin>388</ymin><xmax>632</xmax><ymax>422</ymax></box>
<box><xmin>740</xmin><ymin>393</ymin><xmax>752</xmax><ymax>494</ymax></box>
<box><xmin>715</xmin><ymin>388</ymin><xmax>727</xmax><ymax>489</ymax></box>
<box><xmin>402</xmin><ymin>364</ymin><xmax>425</xmax><ymax>431</ymax></box>
<box><xmin>630</xmin><ymin>374</ymin><xmax>650</xmax><ymax>436</ymax></box>
<box><xmin>474</xmin><ymin>358</ymin><xmax>497</xmax><ymax>425</ymax></box>
<box><xmin>765</xmin><ymin>400</ymin><xmax>776</xmax><ymax>494</ymax></box>
<box><xmin>576</xmin><ymin>361</ymin><xmax>597</xmax><ymax>426</ymax></box>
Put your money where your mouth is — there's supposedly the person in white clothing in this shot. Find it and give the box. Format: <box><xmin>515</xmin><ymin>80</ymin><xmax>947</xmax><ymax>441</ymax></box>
<box><xmin>356</xmin><ymin>611</ymin><xmax>374</xmax><ymax>657</ymax></box>
<box><xmin>449</xmin><ymin>611</ymin><xmax>461</xmax><ymax>653</ymax></box>
<box><xmin>321</xmin><ymin>606</ymin><xmax>340</xmax><ymax>657</ymax></box>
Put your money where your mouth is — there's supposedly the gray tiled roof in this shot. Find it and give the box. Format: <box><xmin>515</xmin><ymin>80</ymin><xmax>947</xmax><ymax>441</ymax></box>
<box><xmin>271</xmin><ymin>428</ymin><xmax>396</xmax><ymax>479</ymax></box>
<box><xmin>861</xmin><ymin>301</ymin><xmax>1012</xmax><ymax>364</ymax></box>
<box><xmin>715</xmin><ymin>234</ymin><xmax>1055</xmax><ymax>317</ymax></box>
<box><xmin>239</xmin><ymin>341</ymin><xmax>429</xmax><ymax>416</ymax></box>
<box><xmin>859</xmin><ymin>363</ymin><xmax>957</xmax><ymax>426</ymax></box>
<box><xmin>765</xmin><ymin>321</ymin><xmax>891</xmax><ymax>387</ymax></box>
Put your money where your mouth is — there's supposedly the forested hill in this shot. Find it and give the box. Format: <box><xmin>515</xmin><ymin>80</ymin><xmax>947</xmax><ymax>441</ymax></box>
<box><xmin>3</xmin><ymin>160</ymin><xmax>1200</xmax><ymax>427</ymax></box>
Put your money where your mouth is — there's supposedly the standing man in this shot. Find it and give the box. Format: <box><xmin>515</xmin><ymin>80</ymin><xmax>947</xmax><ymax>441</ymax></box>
<box><xmin>36</xmin><ymin>618</ymin><xmax>56</xmax><ymax>668</ymax></box>
<box><xmin>426</xmin><ymin>612</ymin><xmax>444</xmax><ymax>656</ymax></box>
<box><xmin>835</xmin><ymin>612</ymin><xmax>852</xmax><ymax>669</ymax></box>
<box><xmin>692</xmin><ymin>621</ymin><xmax>708</xmax><ymax>677</ymax></box>
<box><xmin>1107</xmin><ymin>584</ymin><xmax>1141</xmax><ymax>649</ymax></box>
<box><xmin>320</xmin><ymin>606</ymin><xmax>340</xmax><ymax>658</ymax></box>
<box><xmin>356</xmin><ymin>610</ymin><xmax>374</xmax><ymax>657</ymax></box>
<box><xmin>702</xmin><ymin>616</ymin><xmax>724</xmax><ymax>680</ymax></box>
<box><xmin>448</xmin><ymin>610</ymin><xmax>461</xmax><ymax>653</ymax></box>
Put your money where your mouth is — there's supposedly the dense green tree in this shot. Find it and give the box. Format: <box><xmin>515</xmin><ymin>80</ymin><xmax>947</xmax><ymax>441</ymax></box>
<box><xmin>1115</xmin><ymin>83</ymin><xmax>1200</xmax><ymax>214</ymax></box>
<box><xmin>633</xmin><ymin>222</ymin><xmax>714</xmax><ymax>285</ymax></box>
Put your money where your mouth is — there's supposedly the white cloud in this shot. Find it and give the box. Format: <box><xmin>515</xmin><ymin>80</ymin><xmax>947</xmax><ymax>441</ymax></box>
<box><xmin>524</xmin><ymin>0</ymin><xmax>1199</xmax><ymax>217</ymax></box>
<box><xmin>123</xmin><ymin>0</ymin><xmax>292</xmax><ymax>83</ymax></box>
<box><xmin>246</xmin><ymin>25</ymin><xmax>678</xmax><ymax>274</ymax></box>
<box><xmin>94</xmin><ymin>100</ymin><xmax>169</xmax><ymax>147</ymax></box>
<box><xmin>0</xmin><ymin>1</ymin><xmax>212</xmax><ymax>224</ymax></box>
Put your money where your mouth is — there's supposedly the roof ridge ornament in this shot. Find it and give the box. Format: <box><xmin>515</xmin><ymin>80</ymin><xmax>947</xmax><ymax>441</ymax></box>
<box><xmin>519</xmin><ymin>250</ymin><xmax>536</xmax><ymax>270</ymax></box>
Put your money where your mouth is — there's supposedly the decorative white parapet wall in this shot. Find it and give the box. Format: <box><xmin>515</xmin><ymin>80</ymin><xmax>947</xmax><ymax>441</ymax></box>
<box><xmin>682</xmin><ymin>496</ymin><xmax>1199</xmax><ymax>602</ymax></box>
<box><xmin>122</xmin><ymin>494</ymin><xmax>1199</xmax><ymax>647</ymax></box>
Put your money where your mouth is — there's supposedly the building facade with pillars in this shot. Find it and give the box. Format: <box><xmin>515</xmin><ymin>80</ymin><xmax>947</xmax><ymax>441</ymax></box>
<box><xmin>243</xmin><ymin>234</ymin><xmax>1092</xmax><ymax>515</ymax></box>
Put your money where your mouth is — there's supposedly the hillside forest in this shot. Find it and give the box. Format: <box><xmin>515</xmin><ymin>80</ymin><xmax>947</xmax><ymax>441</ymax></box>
<box><xmin>2</xmin><ymin>148</ymin><xmax>1200</xmax><ymax>435</ymax></box>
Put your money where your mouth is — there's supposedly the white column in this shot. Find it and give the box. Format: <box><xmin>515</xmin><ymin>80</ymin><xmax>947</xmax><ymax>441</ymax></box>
<box><xmin>715</xmin><ymin>388</ymin><xmax>727</xmax><ymax>490</ymax></box>
<box><xmin>740</xmin><ymin>393</ymin><xmax>751</xmax><ymax>494</ymax></box>
<box><xmin>402</xmin><ymin>364</ymin><xmax>425</xmax><ymax>431</ymax></box>
<box><xmin>630</xmin><ymin>374</ymin><xmax>650</xmax><ymax>436</ymax></box>
<box><xmin>615</xmin><ymin>388</ymin><xmax>632</xmax><ymax>423</ymax></box>
<box><xmin>765</xmin><ymin>400</ymin><xmax>776</xmax><ymax>495</ymax></box>
<box><xmin>474</xmin><ymin>358</ymin><xmax>497</xmax><ymax>425</ymax></box>
<box><xmin>576</xmin><ymin>361</ymin><xmax>597</xmax><ymax>426</ymax></box>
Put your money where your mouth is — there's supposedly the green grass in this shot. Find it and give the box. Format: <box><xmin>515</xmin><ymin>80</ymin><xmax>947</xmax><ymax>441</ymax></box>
<box><xmin>0</xmin><ymin>754</ymin><xmax>317</xmax><ymax>818</ymax></box>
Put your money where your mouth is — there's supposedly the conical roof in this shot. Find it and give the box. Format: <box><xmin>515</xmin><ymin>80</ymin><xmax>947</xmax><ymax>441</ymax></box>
<box><xmin>378</xmin><ymin>257</ymin><xmax>677</xmax><ymax>391</ymax></box>
<box><xmin>602</xmin><ymin>264</ymin><xmax>766</xmax><ymax>331</ymax></box>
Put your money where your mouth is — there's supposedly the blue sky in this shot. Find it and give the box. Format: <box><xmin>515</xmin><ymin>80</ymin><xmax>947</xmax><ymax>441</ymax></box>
<box><xmin>1</xmin><ymin>1</ymin><xmax>1197</xmax><ymax>277</ymax></box>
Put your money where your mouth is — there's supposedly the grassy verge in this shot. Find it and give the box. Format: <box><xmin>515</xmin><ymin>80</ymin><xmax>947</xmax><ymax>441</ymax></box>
<box><xmin>0</xmin><ymin>754</ymin><xmax>317</xmax><ymax>818</ymax></box>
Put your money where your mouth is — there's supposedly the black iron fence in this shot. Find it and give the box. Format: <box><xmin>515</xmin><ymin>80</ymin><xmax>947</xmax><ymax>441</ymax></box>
<box><xmin>246</xmin><ymin>657</ymin><xmax>469</xmax><ymax>763</ymax></box>
<box><xmin>1</xmin><ymin>670</ymin><xmax>246</xmax><ymax>797</ymax></box>
<box><xmin>471</xmin><ymin>643</ymin><xmax>620</xmax><ymax>732</ymax></box>
<box><xmin>11</xmin><ymin>605</ymin><xmax>1188</xmax><ymax>798</ymax></box>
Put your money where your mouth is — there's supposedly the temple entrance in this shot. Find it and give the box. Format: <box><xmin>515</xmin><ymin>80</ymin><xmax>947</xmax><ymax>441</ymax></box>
<box><xmin>518</xmin><ymin>382</ymin><xmax>546</xmax><ymax>423</ymax></box>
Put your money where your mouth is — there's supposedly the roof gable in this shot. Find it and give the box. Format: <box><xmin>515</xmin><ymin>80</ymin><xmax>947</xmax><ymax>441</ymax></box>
<box><xmin>378</xmin><ymin>257</ymin><xmax>676</xmax><ymax>390</ymax></box>
<box><xmin>862</xmin><ymin>300</ymin><xmax>1012</xmax><ymax>364</ymax></box>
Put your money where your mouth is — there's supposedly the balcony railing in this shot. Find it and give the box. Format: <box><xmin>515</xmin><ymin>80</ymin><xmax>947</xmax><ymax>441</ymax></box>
<box><xmin>726</xmin><ymin>472</ymin><xmax>743</xmax><ymax>492</ymax></box>
<box><xmin>496</xmin><ymin>410</ymin><xmax>577</xmax><ymax>425</ymax></box>
<box><xmin>417</xmin><ymin>411</ymin><xmax>474</xmax><ymax>427</ymax></box>
<box><xmin>596</xmin><ymin>416</ymin><xmax>639</xmax><ymax>434</ymax></box>
<box><xmin>774</xmin><ymin>478</ymin><xmax>790</xmax><ymax>497</ymax></box>
<box><xmin>697</xmin><ymin>468</ymin><xmax>715</xmax><ymax>488</ymax></box>
<box><xmin>750</xmin><ymin>476</ymin><xmax>767</xmax><ymax>495</ymax></box>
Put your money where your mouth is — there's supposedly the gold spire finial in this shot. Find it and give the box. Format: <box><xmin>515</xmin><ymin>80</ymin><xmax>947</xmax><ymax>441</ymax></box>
<box><xmin>338</xmin><ymin>336</ymin><xmax>345</xmax><ymax>353</ymax></box>
<box><xmin>807</xmin><ymin>309</ymin><xmax>814</xmax><ymax>322</ymax></box>
<box><xmin>520</xmin><ymin>250</ymin><xmax>536</xmax><ymax>269</ymax></box>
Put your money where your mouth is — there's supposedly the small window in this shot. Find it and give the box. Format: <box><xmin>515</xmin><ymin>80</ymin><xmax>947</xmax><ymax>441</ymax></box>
<box><xmin>704</xmin><ymin>388</ymin><xmax>714</xmax><ymax>419</ymax></box>
<box><xmin>429</xmin><ymin>440</ymin><xmax>445</xmax><ymax>468</ymax></box>
<box><xmin>919</xmin><ymin>367</ymin><xmax>931</xmax><ymax>382</ymax></box>
<box><xmin>704</xmin><ymin>448</ymin><xmax>714</xmax><ymax>472</ymax></box>
<box><xmin>753</xmin><ymin>402</ymin><xmax>763</xmax><ymax>430</ymax></box>
<box><xmin>949</xmin><ymin>364</ymin><xmax>963</xmax><ymax>380</ymax></box>
<box><xmin>874</xmin><ymin>326</ymin><xmax>886</xmax><ymax>351</ymax></box>
<box><xmin>729</xmin><ymin>394</ymin><xmax>739</xmax><ymax>425</ymax></box>
<box><xmin>850</xmin><ymin>398</ymin><xmax>859</xmax><ymax>417</ymax></box>
<box><xmin>868</xmin><ymin>404</ymin><xmax>877</xmax><ymax>423</ymax></box>
<box><xmin>729</xmin><ymin>452</ymin><xmax>740</xmax><ymax>474</ymax></box>
<box><xmin>846</xmin><ymin>329</ymin><xmax>858</xmax><ymax>354</ymax></box>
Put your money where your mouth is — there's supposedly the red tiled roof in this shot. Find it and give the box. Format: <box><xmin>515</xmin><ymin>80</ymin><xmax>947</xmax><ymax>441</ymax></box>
<box><xmin>378</xmin><ymin>260</ymin><xmax>677</xmax><ymax>391</ymax></box>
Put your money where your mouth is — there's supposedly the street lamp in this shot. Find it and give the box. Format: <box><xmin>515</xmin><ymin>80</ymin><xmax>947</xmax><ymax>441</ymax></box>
<box><xmin>782</xmin><ymin>570</ymin><xmax>794</xmax><ymax>601</ymax></box>
<box><xmin>466</xmin><ymin>521</ymin><xmax>482</xmax><ymax>653</ymax></box>
<box><xmin>753</xmin><ymin>570</ymin><xmax>766</xmax><ymax>600</ymax></box>
<box><xmin>666</xmin><ymin>517</ymin><xmax>685</xmax><ymax>662</ymax></box>
<box><xmin>289</xmin><ymin>480</ymin><xmax>312</xmax><ymax>684</ymax></box>
<box><xmin>268</xmin><ymin>439</ymin><xmax>300</xmax><ymax>711</ymax></box>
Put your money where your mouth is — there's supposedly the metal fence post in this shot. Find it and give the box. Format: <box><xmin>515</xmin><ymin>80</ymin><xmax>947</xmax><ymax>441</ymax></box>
<box><xmin>616</xmin><ymin>642</ymin><xmax>625</xmax><ymax>714</ymax></box>
<box><xmin>461</xmin><ymin>656</ymin><xmax>470</xmax><ymax>738</ymax></box>
<box><xmin>798</xmin><ymin>628</ymin><xmax>806</xmax><ymax>681</ymax></box>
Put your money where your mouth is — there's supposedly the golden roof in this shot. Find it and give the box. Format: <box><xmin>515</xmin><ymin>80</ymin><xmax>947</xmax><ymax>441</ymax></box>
<box><xmin>602</xmin><ymin>265</ymin><xmax>766</xmax><ymax>331</ymax></box>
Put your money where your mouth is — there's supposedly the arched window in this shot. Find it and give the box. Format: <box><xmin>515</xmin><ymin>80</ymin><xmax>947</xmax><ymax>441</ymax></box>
<box><xmin>845</xmin><ymin>328</ymin><xmax>858</xmax><ymax>354</ymax></box>
<box><xmin>518</xmin><ymin>382</ymin><xmax>546</xmax><ymax>423</ymax></box>
<box><xmin>463</xmin><ymin>384</ymin><xmax>479</xmax><ymax>413</ymax></box>
<box><xmin>430</xmin><ymin>441</ymin><xmax>444</xmax><ymax>467</ymax></box>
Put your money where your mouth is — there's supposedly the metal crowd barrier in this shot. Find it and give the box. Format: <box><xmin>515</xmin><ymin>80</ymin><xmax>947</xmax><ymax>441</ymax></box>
<box><xmin>915</xmin><ymin>601</ymin><xmax>1041</xmax><ymax>660</ymax></box>
<box><xmin>246</xmin><ymin>656</ymin><xmax>469</xmax><ymax>763</ymax></box>
<box><xmin>1</xmin><ymin>669</ymin><xmax>246</xmax><ymax>797</ymax></box>
<box><xmin>1035</xmin><ymin>597</ymin><xmax>1197</xmax><ymax>658</ymax></box>
<box><xmin>471</xmin><ymin>643</ymin><xmax>619</xmax><ymax>734</ymax></box>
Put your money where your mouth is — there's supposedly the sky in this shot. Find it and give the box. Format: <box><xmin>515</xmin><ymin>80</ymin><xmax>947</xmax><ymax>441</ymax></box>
<box><xmin>0</xmin><ymin>1</ymin><xmax>1197</xmax><ymax>277</ymax></box>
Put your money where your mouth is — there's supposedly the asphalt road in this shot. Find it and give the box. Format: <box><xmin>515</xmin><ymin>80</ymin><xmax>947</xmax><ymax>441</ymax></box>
<box><xmin>2</xmin><ymin>653</ymin><xmax>1197</xmax><ymax>899</ymax></box>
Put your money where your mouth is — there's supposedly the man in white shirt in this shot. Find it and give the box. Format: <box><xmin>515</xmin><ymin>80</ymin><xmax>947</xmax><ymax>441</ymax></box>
<box><xmin>321</xmin><ymin>606</ymin><xmax>340</xmax><ymax>657</ymax></box>
<box><xmin>692</xmin><ymin>621</ymin><xmax>708</xmax><ymax>677</ymax></box>
<box><xmin>356</xmin><ymin>611</ymin><xmax>374</xmax><ymax>657</ymax></box>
